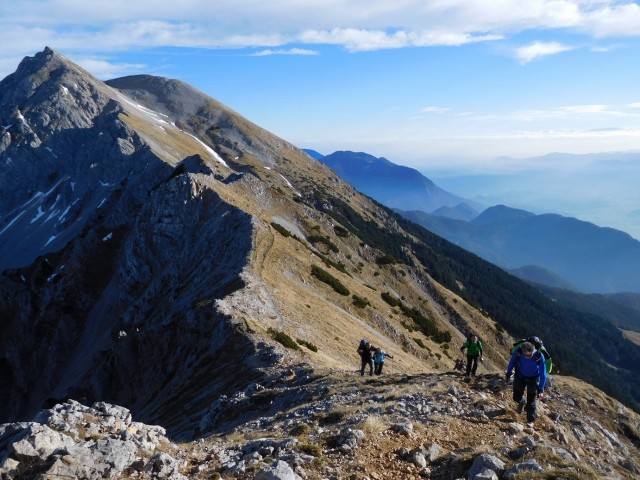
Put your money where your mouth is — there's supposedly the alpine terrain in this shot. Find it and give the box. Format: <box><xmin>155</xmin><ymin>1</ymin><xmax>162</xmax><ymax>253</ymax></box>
<box><xmin>1</xmin><ymin>48</ymin><xmax>640</xmax><ymax>479</ymax></box>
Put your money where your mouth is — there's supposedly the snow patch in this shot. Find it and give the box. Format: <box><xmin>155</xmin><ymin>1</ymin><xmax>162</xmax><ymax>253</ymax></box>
<box><xmin>278</xmin><ymin>173</ymin><xmax>293</xmax><ymax>189</ymax></box>
<box><xmin>183</xmin><ymin>132</ymin><xmax>229</xmax><ymax>167</ymax></box>
<box><xmin>46</xmin><ymin>209</ymin><xmax>60</xmax><ymax>223</ymax></box>
<box><xmin>44</xmin><ymin>234</ymin><xmax>58</xmax><ymax>247</ymax></box>
<box><xmin>30</xmin><ymin>206</ymin><xmax>46</xmax><ymax>223</ymax></box>
<box><xmin>59</xmin><ymin>204</ymin><xmax>72</xmax><ymax>223</ymax></box>
<box><xmin>117</xmin><ymin>95</ymin><xmax>170</xmax><ymax>125</ymax></box>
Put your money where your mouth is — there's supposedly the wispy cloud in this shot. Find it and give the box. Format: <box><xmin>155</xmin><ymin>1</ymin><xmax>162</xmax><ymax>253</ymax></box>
<box><xmin>250</xmin><ymin>48</ymin><xmax>319</xmax><ymax>56</ymax></box>
<box><xmin>468</xmin><ymin>104</ymin><xmax>635</xmax><ymax>123</ymax></box>
<box><xmin>515</xmin><ymin>41</ymin><xmax>574</xmax><ymax>64</ymax></box>
<box><xmin>421</xmin><ymin>106</ymin><xmax>450</xmax><ymax>114</ymax></box>
<box><xmin>73</xmin><ymin>57</ymin><xmax>147</xmax><ymax>79</ymax></box>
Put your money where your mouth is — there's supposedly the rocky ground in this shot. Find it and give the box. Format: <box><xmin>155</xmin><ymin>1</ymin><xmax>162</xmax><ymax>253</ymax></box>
<box><xmin>2</xmin><ymin>368</ymin><xmax>639</xmax><ymax>480</ymax></box>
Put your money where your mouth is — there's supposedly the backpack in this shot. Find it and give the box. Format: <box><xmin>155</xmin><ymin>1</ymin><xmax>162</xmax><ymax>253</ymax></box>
<box><xmin>511</xmin><ymin>337</ymin><xmax>553</xmax><ymax>373</ymax></box>
<box><xmin>374</xmin><ymin>350</ymin><xmax>385</xmax><ymax>363</ymax></box>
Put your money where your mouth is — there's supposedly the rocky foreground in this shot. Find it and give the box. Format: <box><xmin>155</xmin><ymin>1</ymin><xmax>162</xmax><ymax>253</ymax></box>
<box><xmin>1</xmin><ymin>370</ymin><xmax>639</xmax><ymax>479</ymax></box>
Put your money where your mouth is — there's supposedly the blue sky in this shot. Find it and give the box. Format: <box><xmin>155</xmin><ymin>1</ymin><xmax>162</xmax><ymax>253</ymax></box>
<box><xmin>3</xmin><ymin>1</ymin><xmax>640</xmax><ymax>238</ymax></box>
<box><xmin>1</xmin><ymin>0</ymin><xmax>640</xmax><ymax>173</ymax></box>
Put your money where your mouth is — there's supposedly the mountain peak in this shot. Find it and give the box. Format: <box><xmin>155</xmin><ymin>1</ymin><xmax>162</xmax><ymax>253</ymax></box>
<box><xmin>6</xmin><ymin>47</ymin><xmax>86</xmax><ymax>88</ymax></box>
<box><xmin>472</xmin><ymin>204</ymin><xmax>534</xmax><ymax>226</ymax></box>
<box><xmin>317</xmin><ymin>150</ymin><xmax>482</xmax><ymax>213</ymax></box>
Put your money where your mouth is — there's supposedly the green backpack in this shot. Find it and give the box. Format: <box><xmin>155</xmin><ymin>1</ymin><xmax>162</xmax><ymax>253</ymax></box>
<box><xmin>511</xmin><ymin>337</ymin><xmax>553</xmax><ymax>374</ymax></box>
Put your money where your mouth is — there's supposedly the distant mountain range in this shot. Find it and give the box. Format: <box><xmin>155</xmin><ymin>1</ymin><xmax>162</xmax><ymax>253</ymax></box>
<box><xmin>401</xmin><ymin>204</ymin><xmax>640</xmax><ymax>294</ymax></box>
<box><xmin>429</xmin><ymin>151</ymin><xmax>640</xmax><ymax>241</ymax></box>
<box><xmin>306</xmin><ymin>150</ymin><xmax>482</xmax><ymax>218</ymax></box>
<box><xmin>309</xmin><ymin>149</ymin><xmax>640</xmax><ymax>294</ymax></box>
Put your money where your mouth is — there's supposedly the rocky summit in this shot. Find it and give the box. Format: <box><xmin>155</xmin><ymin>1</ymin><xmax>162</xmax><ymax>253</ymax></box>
<box><xmin>1</xmin><ymin>48</ymin><xmax>639</xmax><ymax>478</ymax></box>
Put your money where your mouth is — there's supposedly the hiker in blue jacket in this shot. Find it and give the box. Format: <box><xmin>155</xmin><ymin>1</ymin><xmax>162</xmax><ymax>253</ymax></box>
<box><xmin>505</xmin><ymin>341</ymin><xmax>547</xmax><ymax>424</ymax></box>
<box><xmin>373</xmin><ymin>348</ymin><xmax>393</xmax><ymax>375</ymax></box>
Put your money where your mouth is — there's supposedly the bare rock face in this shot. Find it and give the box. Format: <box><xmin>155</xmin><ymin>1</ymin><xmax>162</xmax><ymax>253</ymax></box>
<box><xmin>0</xmin><ymin>400</ymin><xmax>185</xmax><ymax>479</ymax></box>
<box><xmin>0</xmin><ymin>47</ymin><xmax>170</xmax><ymax>273</ymax></box>
<box><xmin>0</xmin><ymin>49</ymin><xmax>278</xmax><ymax>438</ymax></box>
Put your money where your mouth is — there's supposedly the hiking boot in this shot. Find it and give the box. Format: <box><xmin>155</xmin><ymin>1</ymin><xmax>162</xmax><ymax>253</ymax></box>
<box><xmin>516</xmin><ymin>400</ymin><xmax>525</xmax><ymax>414</ymax></box>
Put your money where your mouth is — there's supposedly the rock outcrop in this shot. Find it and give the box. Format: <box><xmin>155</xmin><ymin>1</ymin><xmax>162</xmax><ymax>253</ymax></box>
<box><xmin>2</xmin><ymin>372</ymin><xmax>639</xmax><ymax>479</ymax></box>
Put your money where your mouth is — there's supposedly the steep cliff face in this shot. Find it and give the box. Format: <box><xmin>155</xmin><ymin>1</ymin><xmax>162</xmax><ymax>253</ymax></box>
<box><xmin>0</xmin><ymin>49</ymin><xmax>289</xmax><ymax>436</ymax></box>
<box><xmin>2</xmin><ymin>48</ymin><xmax>490</xmax><ymax>438</ymax></box>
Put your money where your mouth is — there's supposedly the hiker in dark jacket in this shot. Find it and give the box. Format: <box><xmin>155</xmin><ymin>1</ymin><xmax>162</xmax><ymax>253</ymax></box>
<box><xmin>505</xmin><ymin>341</ymin><xmax>547</xmax><ymax>425</ymax></box>
<box><xmin>460</xmin><ymin>334</ymin><xmax>483</xmax><ymax>378</ymax></box>
<box><xmin>357</xmin><ymin>340</ymin><xmax>374</xmax><ymax>376</ymax></box>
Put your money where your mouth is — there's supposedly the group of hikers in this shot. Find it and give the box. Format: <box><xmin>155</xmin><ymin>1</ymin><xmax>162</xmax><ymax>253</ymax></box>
<box><xmin>357</xmin><ymin>339</ymin><xmax>394</xmax><ymax>376</ymax></box>
<box><xmin>358</xmin><ymin>333</ymin><xmax>552</xmax><ymax>426</ymax></box>
<box><xmin>457</xmin><ymin>333</ymin><xmax>552</xmax><ymax>425</ymax></box>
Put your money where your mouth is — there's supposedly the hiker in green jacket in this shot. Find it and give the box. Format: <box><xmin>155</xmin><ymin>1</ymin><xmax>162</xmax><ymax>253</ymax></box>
<box><xmin>461</xmin><ymin>334</ymin><xmax>483</xmax><ymax>378</ymax></box>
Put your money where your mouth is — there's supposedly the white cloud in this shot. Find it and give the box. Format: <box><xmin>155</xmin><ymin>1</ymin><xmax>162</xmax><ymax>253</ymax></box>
<box><xmin>581</xmin><ymin>1</ymin><xmax>640</xmax><ymax>37</ymax></box>
<box><xmin>421</xmin><ymin>106</ymin><xmax>450</xmax><ymax>114</ymax></box>
<box><xmin>418</xmin><ymin>103</ymin><xmax>633</xmax><ymax>124</ymax></box>
<box><xmin>74</xmin><ymin>58</ymin><xmax>147</xmax><ymax>79</ymax></box>
<box><xmin>515</xmin><ymin>41</ymin><xmax>574</xmax><ymax>64</ymax></box>
<box><xmin>3</xmin><ymin>1</ymin><xmax>640</xmax><ymax>59</ymax></box>
<box><xmin>298</xmin><ymin>28</ymin><xmax>501</xmax><ymax>51</ymax></box>
<box><xmin>509</xmin><ymin>105</ymin><xmax>613</xmax><ymax>120</ymax></box>
<box><xmin>251</xmin><ymin>48</ymin><xmax>319</xmax><ymax>56</ymax></box>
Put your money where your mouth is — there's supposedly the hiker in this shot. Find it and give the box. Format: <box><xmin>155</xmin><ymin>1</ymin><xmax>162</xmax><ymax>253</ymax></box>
<box><xmin>511</xmin><ymin>336</ymin><xmax>553</xmax><ymax>374</ymax></box>
<box><xmin>460</xmin><ymin>334</ymin><xmax>483</xmax><ymax>378</ymax></box>
<box><xmin>373</xmin><ymin>348</ymin><xmax>393</xmax><ymax>375</ymax></box>
<box><xmin>357</xmin><ymin>339</ymin><xmax>374</xmax><ymax>376</ymax></box>
<box><xmin>505</xmin><ymin>341</ymin><xmax>547</xmax><ymax>425</ymax></box>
